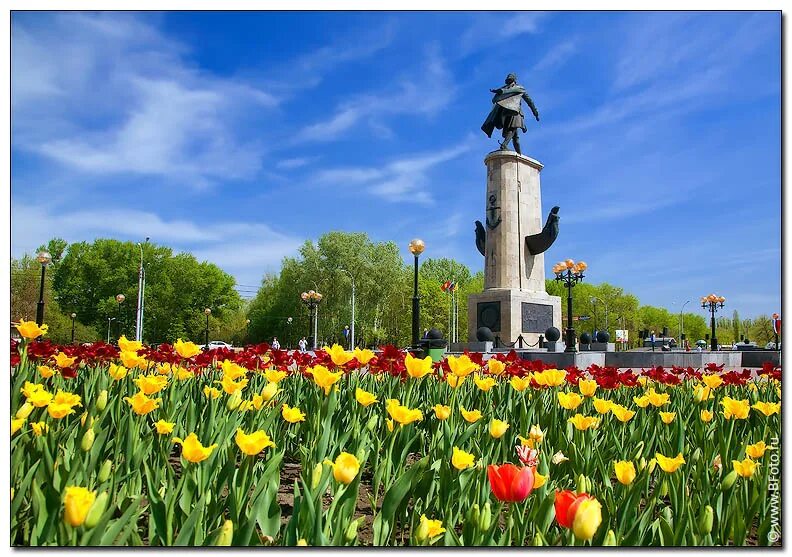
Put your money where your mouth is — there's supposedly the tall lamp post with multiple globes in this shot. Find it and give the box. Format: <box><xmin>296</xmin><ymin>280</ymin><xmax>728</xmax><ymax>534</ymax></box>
<box><xmin>701</xmin><ymin>294</ymin><xmax>725</xmax><ymax>351</ymax></box>
<box><xmin>35</xmin><ymin>251</ymin><xmax>52</xmax><ymax>326</ymax></box>
<box><xmin>115</xmin><ymin>294</ymin><xmax>126</xmax><ymax>340</ymax></box>
<box><xmin>553</xmin><ymin>259</ymin><xmax>587</xmax><ymax>353</ymax></box>
<box><xmin>70</xmin><ymin>313</ymin><xmax>77</xmax><ymax>344</ymax></box>
<box><xmin>300</xmin><ymin>290</ymin><xmax>323</xmax><ymax>350</ymax></box>
<box><xmin>408</xmin><ymin>238</ymin><xmax>426</xmax><ymax>349</ymax></box>
<box><xmin>204</xmin><ymin>308</ymin><xmax>212</xmax><ymax>348</ymax></box>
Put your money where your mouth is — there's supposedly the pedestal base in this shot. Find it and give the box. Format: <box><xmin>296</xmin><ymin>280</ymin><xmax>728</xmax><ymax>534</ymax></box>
<box><xmin>468</xmin><ymin>288</ymin><xmax>562</xmax><ymax>347</ymax></box>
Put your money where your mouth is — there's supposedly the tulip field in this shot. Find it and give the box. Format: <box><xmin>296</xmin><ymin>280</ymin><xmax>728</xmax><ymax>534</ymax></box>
<box><xmin>10</xmin><ymin>320</ymin><xmax>782</xmax><ymax>546</ymax></box>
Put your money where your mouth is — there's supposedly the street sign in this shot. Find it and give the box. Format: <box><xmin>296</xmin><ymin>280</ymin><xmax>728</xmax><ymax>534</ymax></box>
<box><xmin>577</xmin><ymin>315</ymin><xmax>591</xmax><ymax>321</ymax></box>
<box><xmin>616</xmin><ymin>329</ymin><xmax>629</xmax><ymax>343</ymax></box>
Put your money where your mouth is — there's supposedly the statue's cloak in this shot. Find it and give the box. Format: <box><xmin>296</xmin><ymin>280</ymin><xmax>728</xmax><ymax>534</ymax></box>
<box><xmin>481</xmin><ymin>85</ymin><xmax>528</xmax><ymax>138</ymax></box>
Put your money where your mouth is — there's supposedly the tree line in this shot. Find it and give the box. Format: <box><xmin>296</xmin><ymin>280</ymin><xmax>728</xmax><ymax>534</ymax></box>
<box><xmin>11</xmin><ymin>233</ymin><xmax>778</xmax><ymax>348</ymax></box>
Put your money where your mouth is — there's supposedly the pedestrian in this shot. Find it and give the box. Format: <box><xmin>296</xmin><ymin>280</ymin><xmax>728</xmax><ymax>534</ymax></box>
<box><xmin>272</xmin><ymin>337</ymin><xmax>281</xmax><ymax>351</ymax></box>
<box><xmin>298</xmin><ymin>337</ymin><xmax>307</xmax><ymax>353</ymax></box>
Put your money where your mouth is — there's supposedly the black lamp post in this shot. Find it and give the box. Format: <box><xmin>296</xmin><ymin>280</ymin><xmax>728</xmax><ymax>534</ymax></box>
<box><xmin>115</xmin><ymin>294</ymin><xmax>125</xmax><ymax>340</ymax></box>
<box><xmin>204</xmin><ymin>308</ymin><xmax>211</xmax><ymax>347</ymax></box>
<box><xmin>70</xmin><ymin>312</ymin><xmax>77</xmax><ymax>344</ymax></box>
<box><xmin>553</xmin><ymin>258</ymin><xmax>587</xmax><ymax>353</ymax></box>
<box><xmin>700</xmin><ymin>294</ymin><xmax>725</xmax><ymax>351</ymax></box>
<box><xmin>300</xmin><ymin>290</ymin><xmax>323</xmax><ymax>350</ymax></box>
<box><xmin>35</xmin><ymin>251</ymin><xmax>52</xmax><ymax>326</ymax></box>
<box><xmin>245</xmin><ymin>318</ymin><xmax>251</xmax><ymax>345</ymax></box>
<box><xmin>408</xmin><ymin>238</ymin><xmax>426</xmax><ymax>349</ymax></box>
<box><xmin>286</xmin><ymin>316</ymin><xmax>293</xmax><ymax>349</ymax></box>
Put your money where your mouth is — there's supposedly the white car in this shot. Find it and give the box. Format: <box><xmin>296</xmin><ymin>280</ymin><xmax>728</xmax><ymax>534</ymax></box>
<box><xmin>203</xmin><ymin>341</ymin><xmax>233</xmax><ymax>350</ymax></box>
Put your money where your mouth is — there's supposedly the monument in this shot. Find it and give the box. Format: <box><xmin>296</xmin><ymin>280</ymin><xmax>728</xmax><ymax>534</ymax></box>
<box><xmin>468</xmin><ymin>73</ymin><xmax>562</xmax><ymax>347</ymax></box>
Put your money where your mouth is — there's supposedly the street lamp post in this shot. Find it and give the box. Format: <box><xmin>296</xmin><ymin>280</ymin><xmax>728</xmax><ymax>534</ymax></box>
<box><xmin>338</xmin><ymin>268</ymin><xmax>356</xmax><ymax>350</ymax></box>
<box><xmin>286</xmin><ymin>317</ymin><xmax>293</xmax><ymax>349</ymax></box>
<box><xmin>300</xmin><ymin>290</ymin><xmax>323</xmax><ymax>350</ymax></box>
<box><xmin>204</xmin><ymin>308</ymin><xmax>212</xmax><ymax>348</ymax></box>
<box><xmin>245</xmin><ymin>318</ymin><xmax>251</xmax><ymax>345</ymax></box>
<box><xmin>590</xmin><ymin>296</ymin><xmax>610</xmax><ymax>337</ymax></box>
<box><xmin>135</xmin><ymin>238</ymin><xmax>149</xmax><ymax>343</ymax></box>
<box><xmin>408</xmin><ymin>239</ymin><xmax>426</xmax><ymax>349</ymax></box>
<box><xmin>115</xmin><ymin>294</ymin><xmax>126</xmax><ymax>340</ymax></box>
<box><xmin>70</xmin><ymin>312</ymin><xmax>77</xmax><ymax>344</ymax></box>
<box><xmin>106</xmin><ymin>317</ymin><xmax>116</xmax><ymax>343</ymax></box>
<box><xmin>701</xmin><ymin>294</ymin><xmax>725</xmax><ymax>351</ymax></box>
<box><xmin>678</xmin><ymin>300</ymin><xmax>690</xmax><ymax>346</ymax></box>
<box><xmin>35</xmin><ymin>251</ymin><xmax>52</xmax><ymax>326</ymax></box>
<box><xmin>553</xmin><ymin>259</ymin><xmax>587</xmax><ymax>353</ymax></box>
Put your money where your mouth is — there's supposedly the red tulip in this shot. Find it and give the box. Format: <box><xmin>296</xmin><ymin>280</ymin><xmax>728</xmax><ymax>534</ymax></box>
<box><xmin>487</xmin><ymin>464</ymin><xmax>535</xmax><ymax>502</ymax></box>
<box><xmin>554</xmin><ymin>490</ymin><xmax>593</xmax><ymax>528</ymax></box>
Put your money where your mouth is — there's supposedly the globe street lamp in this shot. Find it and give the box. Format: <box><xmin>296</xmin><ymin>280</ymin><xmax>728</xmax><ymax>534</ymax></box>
<box><xmin>35</xmin><ymin>251</ymin><xmax>52</xmax><ymax>326</ymax></box>
<box><xmin>245</xmin><ymin>318</ymin><xmax>251</xmax><ymax>345</ymax></box>
<box><xmin>286</xmin><ymin>316</ymin><xmax>293</xmax><ymax>349</ymax></box>
<box><xmin>408</xmin><ymin>238</ymin><xmax>426</xmax><ymax>349</ymax></box>
<box><xmin>772</xmin><ymin>313</ymin><xmax>780</xmax><ymax>350</ymax></box>
<box><xmin>70</xmin><ymin>312</ymin><xmax>77</xmax><ymax>344</ymax></box>
<box><xmin>204</xmin><ymin>308</ymin><xmax>212</xmax><ymax>348</ymax></box>
<box><xmin>701</xmin><ymin>294</ymin><xmax>725</xmax><ymax>351</ymax></box>
<box><xmin>300</xmin><ymin>290</ymin><xmax>323</xmax><ymax>350</ymax></box>
<box><xmin>115</xmin><ymin>294</ymin><xmax>126</xmax><ymax>340</ymax></box>
<box><xmin>553</xmin><ymin>259</ymin><xmax>587</xmax><ymax>353</ymax></box>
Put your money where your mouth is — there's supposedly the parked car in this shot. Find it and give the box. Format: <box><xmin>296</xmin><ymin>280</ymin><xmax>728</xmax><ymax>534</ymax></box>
<box><xmin>202</xmin><ymin>340</ymin><xmax>233</xmax><ymax>350</ymax></box>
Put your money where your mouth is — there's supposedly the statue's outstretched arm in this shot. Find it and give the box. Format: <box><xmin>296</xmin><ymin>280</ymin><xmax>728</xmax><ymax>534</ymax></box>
<box><xmin>523</xmin><ymin>94</ymin><xmax>540</xmax><ymax>121</ymax></box>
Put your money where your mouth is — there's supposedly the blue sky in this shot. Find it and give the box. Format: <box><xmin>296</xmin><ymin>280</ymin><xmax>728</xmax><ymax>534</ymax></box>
<box><xmin>11</xmin><ymin>11</ymin><xmax>781</xmax><ymax>316</ymax></box>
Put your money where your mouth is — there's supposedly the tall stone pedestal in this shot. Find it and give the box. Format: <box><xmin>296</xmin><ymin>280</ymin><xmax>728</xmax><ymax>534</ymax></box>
<box><xmin>468</xmin><ymin>150</ymin><xmax>562</xmax><ymax>346</ymax></box>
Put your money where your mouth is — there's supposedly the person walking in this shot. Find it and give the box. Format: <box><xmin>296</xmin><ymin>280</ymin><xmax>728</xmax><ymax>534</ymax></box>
<box><xmin>272</xmin><ymin>337</ymin><xmax>281</xmax><ymax>351</ymax></box>
<box><xmin>298</xmin><ymin>337</ymin><xmax>307</xmax><ymax>353</ymax></box>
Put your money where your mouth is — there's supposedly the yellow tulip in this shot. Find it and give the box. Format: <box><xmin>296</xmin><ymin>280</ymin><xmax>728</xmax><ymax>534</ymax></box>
<box><xmin>528</xmin><ymin>424</ymin><xmax>545</xmax><ymax>445</ymax></box>
<box><xmin>693</xmin><ymin>384</ymin><xmax>713</xmax><ymax>402</ymax></box>
<box><xmin>702</xmin><ymin>374</ymin><xmax>723</xmax><ymax>389</ymax></box>
<box><xmin>264</xmin><ymin>368</ymin><xmax>287</xmax><ymax>383</ymax></box>
<box><xmin>220</xmin><ymin>359</ymin><xmax>248</xmax><ymax>380</ymax></box>
<box><xmin>47</xmin><ymin>402</ymin><xmax>76</xmax><ymax>419</ymax></box>
<box><xmin>460</xmin><ymin>407</ymin><xmax>482</xmax><ymax>423</ymax></box>
<box><xmin>119</xmin><ymin>350</ymin><xmax>147</xmax><ymax>370</ymax></box>
<box><xmin>568</xmin><ymin>414</ymin><xmax>599</xmax><ymax>431</ymax></box>
<box><xmin>172</xmin><ymin>433</ymin><xmax>218</xmax><ymax>463</ymax></box>
<box><xmin>654</xmin><ymin>452</ymin><xmax>685</xmax><ymax>473</ymax></box>
<box><xmin>12</xmin><ymin>418</ymin><xmax>25</xmax><ymax>435</ymax></box>
<box><xmin>721</xmin><ymin>397</ymin><xmax>750</xmax><ymax>420</ymax></box>
<box><xmin>700</xmin><ymin>409</ymin><xmax>714</xmax><ymax>422</ymax></box>
<box><xmin>154</xmin><ymin>420</ymin><xmax>175</xmax><ymax>435</ymax></box>
<box><xmin>176</xmin><ymin>368</ymin><xmax>194</xmax><ymax>381</ymax></box>
<box><xmin>533</xmin><ymin>368</ymin><xmax>566</xmax><ymax>387</ymax></box>
<box><xmin>446</xmin><ymin>354</ymin><xmax>478</xmax><ymax>377</ymax></box>
<box><xmin>732</xmin><ymin>458</ymin><xmax>758</xmax><ymax>479</ymax></box>
<box><xmin>614</xmin><ymin>461</ymin><xmax>636</xmax><ymax>485</ymax></box>
<box><xmin>433</xmin><ymin>404</ymin><xmax>451</xmax><ymax>420</ymax></box>
<box><xmin>63</xmin><ymin>486</ymin><xmax>96</xmax><ymax>527</ymax></box>
<box><xmin>307</xmin><ymin>365</ymin><xmax>343</xmax><ymax>395</ymax></box>
<box><xmin>572</xmin><ymin>498</ymin><xmax>602</xmax><ymax>541</ymax></box>
<box><xmin>746</xmin><ymin>441</ymin><xmax>770</xmax><ymax>459</ymax></box>
<box><xmin>173</xmin><ymin>339</ymin><xmax>201</xmax><ymax>359</ymax></box>
<box><xmin>156</xmin><ymin>362</ymin><xmax>174</xmax><ymax>375</ymax></box>
<box><xmin>203</xmin><ymin>386</ymin><xmax>222</xmax><ymax>399</ymax></box>
<box><xmin>118</xmin><ymin>335</ymin><xmax>143</xmax><ymax>353</ymax></box>
<box><xmin>386</xmin><ymin>399</ymin><xmax>423</xmax><ymax>426</ymax></box>
<box><xmin>647</xmin><ymin>388</ymin><xmax>670</xmax><ymax>407</ymax></box>
<box><xmin>610</xmin><ymin>404</ymin><xmax>635</xmax><ymax>423</ymax></box>
<box><xmin>325</xmin><ymin>452</ymin><xmax>360</xmax><ymax>484</ymax></box>
<box><xmin>558</xmin><ymin>391</ymin><xmax>583</xmax><ymax>410</ymax></box>
<box><xmin>15</xmin><ymin>402</ymin><xmax>34</xmax><ymax>420</ymax></box>
<box><xmin>282</xmin><ymin>403</ymin><xmax>306</xmax><ymax>423</ymax></box>
<box><xmin>235</xmin><ymin>428</ymin><xmax>275</xmax><ymax>456</ymax></box>
<box><xmin>353</xmin><ymin>348</ymin><xmax>376</xmax><ymax>366</ymax></box>
<box><xmin>217</xmin><ymin>374</ymin><xmax>248</xmax><ymax>395</ymax></box>
<box><xmin>533</xmin><ymin>472</ymin><xmax>547</xmax><ymax>489</ymax></box>
<box><xmin>38</xmin><ymin>365</ymin><xmax>55</xmax><ymax>378</ymax></box>
<box><xmin>633</xmin><ymin>394</ymin><xmax>650</xmax><ymax>408</ymax></box>
<box><xmin>510</xmin><ymin>375</ymin><xmax>532</xmax><ymax>392</ymax></box>
<box><xmin>134</xmin><ymin>374</ymin><xmax>169</xmax><ymax>395</ymax></box>
<box><xmin>16</xmin><ymin>319</ymin><xmax>49</xmax><ymax>340</ymax></box>
<box><xmin>31</xmin><ymin>422</ymin><xmax>48</xmax><ymax>436</ymax></box>
<box><xmin>21</xmin><ymin>381</ymin><xmax>45</xmax><ymax>398</ymax></box>
<box><xmin>592</xmin><ymin>397</ymin><xmax>613</xmax><ymax>414</ymax></box>
<box><xmin>474</xmin><ymin>375</ymin><xmax>497</xmax><ymax>392</ymax></box>
<box><xmin>123</xmin><ymin>391</ymin><xmax>160</xmax><ymax>415</ymax></box>
<box><xmin>489</xmin><ymin>419</ymin><xmax>510</xmax><ymax>439</ymax></box>
<box><xmin>446</xmin><ymin>374</ymin><xmax>466</xmax><ymax>389</ymax></box>
<box><xmin>451</xmin><ymin>446</ymin><xmax>476</xmax><ymax>470</ymax></box>
<box><xmin>659</xmin><ymin>411</ymin><xmax>676</xmax><ymax>424</ymax></box>
<box><xmin>578</xmin><ymin>379</ymin><xmax>597</xmax><ymax>397</ymax></box>
<box><xmin>386</xmin><ymin>419</ymin><xmax>394</xmax><ymax>432</ymax></box>
<box><xmin>487</xmin><ymin>359</ymin><xmax>506</xmax><ymax>375</ymax></box>
<box><xmin>355</xmin><ymin>388</ymin><xmax>379</xmax><ymax>407</ymax></box>
<box><xmin>324</xmin><ymin>344</ymin><xmax>354</xmax><ymax>367</ymax></box>
<box><xmin>416</xmin><ymin>514</ymin><xmax>445</xmax><ymax>542</ymax></box>
<box><xmin>107</xmin><ymin>363</ymin><xmax>128</xmax><ymax>381</ymax></box>
<box><xmin>405</xmin><ymin>353</ymin><xmax>434</xmax><ymax>379</ymax></box>
<box><xmin>752</xmin><ymin>401</ymin><xmax>780</xmax><ymax>416</ymax></box>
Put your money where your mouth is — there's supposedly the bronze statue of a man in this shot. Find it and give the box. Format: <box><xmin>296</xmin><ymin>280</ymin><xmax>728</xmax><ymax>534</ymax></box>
<box><xmin>481</xmin><ymin>73</ymin><xmax>539</xmax><ymax>155</ymax></box>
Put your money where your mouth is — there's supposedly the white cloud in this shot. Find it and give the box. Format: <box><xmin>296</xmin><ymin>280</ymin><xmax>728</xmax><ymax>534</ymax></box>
<box><xmin>458</xmin><ymin>12</ymin><xmax>546</xmax><ymax>56</ymax></box>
